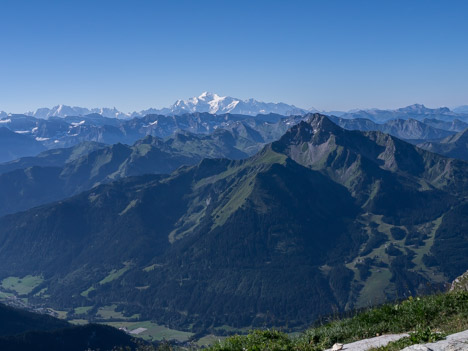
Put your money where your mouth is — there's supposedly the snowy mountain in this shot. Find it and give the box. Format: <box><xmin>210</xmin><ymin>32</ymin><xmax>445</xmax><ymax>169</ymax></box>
<box><xmin>10</xmin><ymin>96</ymin><xmax>468</xmax><ymax>120</ymax></box>
<box><xmin>26</xmin><ymin>105</ymin><xmax>132</xmax><ymax>119</ymax></box>
<box><xmin>138</xmin><ymin>92</ymin><xmax>309</xmax><ymax>116</ymax></box>
<box><xmin>19</xmin><ymin>93</ymin><xmax>309</xmax><ymax>119</ymax></box>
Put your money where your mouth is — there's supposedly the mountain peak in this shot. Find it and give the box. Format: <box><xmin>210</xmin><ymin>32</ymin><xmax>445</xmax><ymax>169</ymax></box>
<box><xmin>198</xmin><ymin>91</ymin><xmax>219</xmax><ymax>100</ymax></box>
<box><xmin>273</xmin><ymin>114</ymin><xmax>341</xmax><ymax>151</ymax></box>
<box><xmin>306</xmin><ymin>113</ymin><xmax>342</xmax><ymax>132</ymax></box>
<box><xmin>406</xmin><ymin>103</ymin><xmax>426</xmax><ymax>109</ymax></box>
<box><xmin>158</xmin><ymin>92</ymin><xmax>308</xmax><ymax>116</ymax></box>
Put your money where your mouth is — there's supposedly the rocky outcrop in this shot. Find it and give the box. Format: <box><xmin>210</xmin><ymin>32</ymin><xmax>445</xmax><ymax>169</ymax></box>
<box><xmin>322</xmin><ymin>330</ymin><xmax>468</xmax><ymax>351</ymax></box>
<box><xmin>450</xmin><ymin>270</ymin><xmax>468</xmax><ymax>292</ymax></box>
<box><xmin>324</xmin><ymin>334</ymin><xmax>409</xmax><ymax>351</ymax></box>
<box><xmin>401</xmin><ymin>329</ymin><xmax>468</xmax><ymax>350</ymax></box>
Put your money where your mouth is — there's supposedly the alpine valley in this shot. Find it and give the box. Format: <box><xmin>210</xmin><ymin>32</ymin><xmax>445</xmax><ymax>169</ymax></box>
<box><xmin>1</xmin><ymin>101</ymin><xmax>468</xmax><ymax>341</ymax></box>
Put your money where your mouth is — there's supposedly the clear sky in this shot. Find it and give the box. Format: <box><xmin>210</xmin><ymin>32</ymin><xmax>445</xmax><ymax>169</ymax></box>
<box><xmin>1</xmin><ymin>0</ymin><xmax>467</xmax><ymax>113</ymax></box>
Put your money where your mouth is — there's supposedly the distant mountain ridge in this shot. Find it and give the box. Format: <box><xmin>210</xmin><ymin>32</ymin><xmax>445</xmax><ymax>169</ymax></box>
<box><xmin>418</xmin><ymin>128</ymin><xmax>468</xmax><ymax>161</ymax></box>
<box><xmin>0</xmin><ymin>112</ymin><xmax>302</xmax><ymax>162</ymax></box>
<box><xmin>4</xmin><ymin>94</ymin><xmax>466</xmax><ymax>120</ymax></box>
<box><xmin>1</xmin><ymin>107</ymin><xmax>468</xmax><ymax>164</ymax></box>
<box><xmin>339</xmin><ymin>104</ymin><xmax>468</xmax><ymax>123</ymax></box>
<box><xmin>28</xmin><ymin>105</ymin><xmax>131</xmax><ymax>119</ymax></box>
<box><xmin>329</xmin><ymin>116</ymin><xmax>455</xmax><ymax>141</ymax></box>
<box><xmin>1</xmin><ymin>92</ymin><xmax>310</xmax><ymax>119</ymax></box>
<box><xmin>151</xmin><ymin>92</ymin><xmax>310</xmax><ymax>116</ymax></box>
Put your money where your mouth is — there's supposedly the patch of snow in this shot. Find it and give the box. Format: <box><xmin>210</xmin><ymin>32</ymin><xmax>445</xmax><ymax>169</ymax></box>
<box><xmin>71</xmin><ymin>120</ymin><xmax>85</xmax><ymax>127</ymax></box>
<box><xmin>207</xmin><ymin>93</ymin><xmax>225</xmax><ymax>113</ymax></box>
<box><xmin>14</xmin><ymin>130</ymin><xmax>30</xmax><ymax>134</ymax></box>
<box><xmin>0</xmin><ymin>118</ymin><xmax>11</xmax><ymax>123</ymax></box>
<box><xmin>226</xmin><ymin>100</ymin><xmax>239</xmax><ymax>111</ymax></box>
<box><xmin>35</xmin><ymin>137</ymin><xmax>50</xmax><ymax>141</ymax></box>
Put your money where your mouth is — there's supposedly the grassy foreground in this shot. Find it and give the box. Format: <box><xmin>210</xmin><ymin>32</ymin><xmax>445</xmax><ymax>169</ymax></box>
<box><xmin>206</xmin><ymin>291</ymin><xmax>468</xmax><ymax>351</ymax></box>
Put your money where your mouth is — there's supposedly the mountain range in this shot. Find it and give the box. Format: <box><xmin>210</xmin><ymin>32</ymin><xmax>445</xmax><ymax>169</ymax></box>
<box><xmin>1</xmin><ymin>92</ymin><xmax>310</xmax><ymax>119</ymax></box>
<box><xmin>329</xmin><ymin>116</ymin><xmax>455</xmax><ymax>142</ymax></box>
<box><xmin>0</xmin><ymin>114</ymin><xmax>467</xmax><ymax>335</ymax></box>
<box><xmin>0</xmin><ymin>111</ymin><xmax>308</xmax><ymax>163</ymax></box>
<box><xmin>4</xmin><ymin>110</ymin><xmax>468</xmax><ymax>217</ymax></box>
<box><xmin>2</xmin><ymin>104</ymin><xmax>468</xmax><ymax>163</ymax></box>
<box><xmin>0</xmin><ymin>128</ymin><xmax>262</xmax><ymax>217</ymax></box>
<box><xmin>1</xmin><ymin>93</ymin><xmax>467</xmax><ymax>121</ymax></box>
<box><xmin>339</xmin><ymin>104</ymin><xmax>468</xmax><ymax>123</ymax></box>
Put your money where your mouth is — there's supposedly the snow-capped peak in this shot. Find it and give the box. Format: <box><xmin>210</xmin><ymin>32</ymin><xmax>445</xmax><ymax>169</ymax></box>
<box><xmin>198</xmin><ymin>91</ymin><xmax>215</xmax><ymax>99</ymax></box>
<box><xmin>24</xmin><ymin>105</ymin><xmax>132</xmax><ymax>119</ymax></box>
<box><xmin>10</xmin><ymin>92</ymin><xmax>309</xmax><ymax>119</ymax></box>
<box><xmin>156</xmin><ymin>92</ymin><xmax>307</xmax><ymax>116</ymax></box>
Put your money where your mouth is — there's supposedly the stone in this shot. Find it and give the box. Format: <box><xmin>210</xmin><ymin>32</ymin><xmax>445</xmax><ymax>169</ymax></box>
<box><xmin>402</xmin><ymin>329</ymin><xmax>468</xmax><ymax>351</ymax></box>
<box><xmin>324</xmin><ymin>333</ymin><xmax>409</xmax><ymax>351</ymax></box>
<box><xmin>403</xmin><ymin>346</ymin><xmax>432</xmax><ymax>351</ymax></box>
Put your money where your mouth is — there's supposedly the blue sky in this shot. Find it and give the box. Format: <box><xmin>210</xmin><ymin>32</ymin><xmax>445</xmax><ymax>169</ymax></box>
<box><xmin>0</xmin><ymin>0</ymin><xmax>467</xmax><ymax>112</ymax></box>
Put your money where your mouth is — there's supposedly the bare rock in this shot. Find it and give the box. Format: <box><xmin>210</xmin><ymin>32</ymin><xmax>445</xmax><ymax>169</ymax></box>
<box><xmin>324</xmin><ymin>333</ymin><xmax>409</xmax><ymax>351</ymax></box>
<box><xmin>402</xmin><ymin>329</ymin><xmax>468</xmax><ymax>351</ymax></box>
<box><xmin>450</xmin><ymin>270</ymin><xmax>468</xmax><ymax>292</ymax></box>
